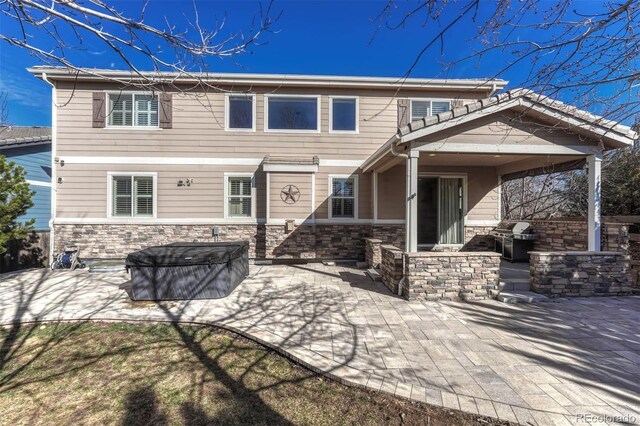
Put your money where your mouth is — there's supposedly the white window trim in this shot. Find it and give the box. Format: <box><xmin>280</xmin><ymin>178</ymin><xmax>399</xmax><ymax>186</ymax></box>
<box><xmin>328</xmin><ymin>96</ymin><xmax>359</xmax><ymax>134</ymax></box>
<box><xmin>409</xmin><ymin>98</ymin><xmax>451</xmax><ymax>122</ymax></box>
<box><xmin>106</xmin><ymin>172</ymin><xmax>158</xmax><ymax>219</ymax></box>
<box><xmin>328</xmin><ymin>174</ymin><xmax>359</xmax><ymax>220</ymax></box>
<box><xmin>264</xmin><ymin>94</ymin><xmax>321</xmax><ymax>133</ymax></box>
<box><xmin>224</xmin><ymin>93</ymin><xmax>256</xmax><ymax>132</ymax></box>
<box><xmin>223</xmin><ymin>173</ymin><xmax>256</xmax><ymax>220</ymax></box>
<box><xmin>104</xmin><ymin>91</ymin><xmax>160</xmax><ymax>129</ymax></box>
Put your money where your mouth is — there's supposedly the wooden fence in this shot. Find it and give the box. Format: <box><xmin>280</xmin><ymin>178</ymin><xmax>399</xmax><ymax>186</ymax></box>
<box><xmin>0</xmin><ymin>231</ymin><xmax>50</xmax><ymax>273</ymax></box>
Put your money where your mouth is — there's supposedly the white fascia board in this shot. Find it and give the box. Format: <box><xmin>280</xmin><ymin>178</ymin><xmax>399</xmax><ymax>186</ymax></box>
<box><xmin>415</xmin><ymin>142</ymin><xmax>598</xmax><ymax>156</ymax></box>
<box><xmin>262</xmin><ymin>163</ymin><xmax>319</xmax><ymax>173</ymax></box>
<box><xmin>517</xmin><ymin>99</ymin><xmax>634</xmax><ymax>147</ymax></box>
<box><xmin>28</xmin><ymin>67</ymin><xmax>507</xmax><ymax>91</ymax></box>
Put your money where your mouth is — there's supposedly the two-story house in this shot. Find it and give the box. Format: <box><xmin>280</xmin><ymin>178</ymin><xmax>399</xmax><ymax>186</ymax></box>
<box><xmin>29</xmin><ymin>67</ymin><xmax>636</xmax><ymax>262</ymax></box>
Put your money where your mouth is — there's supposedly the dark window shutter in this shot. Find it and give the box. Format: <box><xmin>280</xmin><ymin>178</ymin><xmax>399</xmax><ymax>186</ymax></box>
<box><xmin>452</xmin><ymin>99</ymin><xmax>464</xmax><ymax>108</ymax></box>
<box><xmin>92</xmin><ymin>92</ymin><xmax>106</xmax><ymax>128</ymax></box>
<box><xmin>159</xmin><ymin>93</ymin><xmax>172</xmax><ymax>129</ymax></box>
<box><xmin>397</xmin><ymin>99</ymin><xmax>410</xmax><ymax>128</ymax></box>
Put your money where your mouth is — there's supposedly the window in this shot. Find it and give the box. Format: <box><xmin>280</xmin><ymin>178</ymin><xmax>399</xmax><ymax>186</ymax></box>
<box><xmin>226</xmin><ymin>176</ymin><xmax>253</xmax><ymax>218</ymax></box>
<box><xmin>226</xmin><ymin>94</ymin><xmax>255</xmax><ymax>130</ymax></box>
<box><xmin>330</xmin><ymin>97</ymin><xmax>358</xmax><ymax>132</ymax></box>
<box><xmin>410</xmin><ymin>100</ymin><xmax>451</xmax><ymax>122</ymax></box>
<box><xmin>108</xmin><ymin>93</ymin><xmax>158</xmax><ymax>127</ymax></box>
<box><xmin>110</xmin><ymin>175</ymin><xmax>154</xmax><ymax>217</ymax></box>
<box><xmin>330</xmin><ymin>176</ymin><xmax>357</xmax><ymax>219</ymax></box>
<box><xmin>266</xmin><ymin>96</ymin><xmax>319</xmax><ymax>131</ymax></box>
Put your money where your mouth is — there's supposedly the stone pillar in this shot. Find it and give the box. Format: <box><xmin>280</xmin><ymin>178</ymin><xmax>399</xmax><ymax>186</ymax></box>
<box><xmin>365</xmin><ymin>238</ymin><xmax>382</xmax><ymax>269</ymax></box>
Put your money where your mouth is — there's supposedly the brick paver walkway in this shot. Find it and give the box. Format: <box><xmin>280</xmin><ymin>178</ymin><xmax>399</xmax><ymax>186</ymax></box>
<box><xmin>1</xmin><ymin>264</ymin><xmax>639</xmax><ymax>425</ymax></box>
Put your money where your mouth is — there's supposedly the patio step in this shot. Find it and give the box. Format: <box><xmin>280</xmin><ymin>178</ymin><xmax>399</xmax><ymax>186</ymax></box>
<box><xmin>497</xmin><ymin>291</ymin><xmax>550</xmax><ymax>304</ymax></box>
<box><xmin>366</xmin><ymin>268</ymin><xmax>382</xmax><ymax>282</ymax></box>
<box><xmin>499</xmin><ymin>279</ymin><xmax>530</xmax><ymax>292</ymax></box>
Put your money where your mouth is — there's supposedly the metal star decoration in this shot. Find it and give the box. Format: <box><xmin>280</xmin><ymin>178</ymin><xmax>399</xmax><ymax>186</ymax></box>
<box><xmin>280</xmin><ymin>185</ymin><xmax>300</xmax><ymax>204</ymax></box>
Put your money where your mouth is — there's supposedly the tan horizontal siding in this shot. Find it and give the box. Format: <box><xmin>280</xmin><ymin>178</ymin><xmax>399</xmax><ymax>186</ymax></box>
<box><xmin>375</xmin><ymin>165</ymin><xmax>499</xmax><ymax>222</ymax></box>
<box><xmin>314</xmin><ymin>168</ymin><xmax>369</xmax><ymax>220</ymax></box>
<box><xmin>56</xmin><ymin>164</ymin><xmax>260</xmax><ymax>219</ymax></box>
<box><xmin>418</xmin><ymin>111</ymin><xmax>600</xmax><ymax>148</ymax></box>
<box><xmin>268</xmin><ymin>173</ymin><xmax>313</xmax><ymax>219</ymax></box>
<box><xmin>54</xmin><ymin>82</ymin><xmax>484</xmax><ymax>159</ymax></box>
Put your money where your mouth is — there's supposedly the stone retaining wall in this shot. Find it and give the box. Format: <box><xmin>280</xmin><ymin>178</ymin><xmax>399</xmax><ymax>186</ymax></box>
<box><xmin>380</xmin><ymin>245</ymin><xmax>403</xmax><ymax>294</ymax></box>
<box><xmin>54</xmin><ymin>223</ymin><xmax>405</xmax><ymax>261</ymax></box>
<box><xmin>530</xmin><ymin>251</ymin><xmax>635</xmax><ymax>297</ymax></box>
<box><xmin>528</xmin><ymin>220</ymin><xmax>629</xmax><ymax>253</ymax></box>
<box><xmin>403</xmin><ymin>252</ymin><xmax>500</xmax><ymax>301</ymax></box>
<box><xmin>365</xmin><ymin>238</ymin><xmax>382</xmax><ymax>269</ymax></box>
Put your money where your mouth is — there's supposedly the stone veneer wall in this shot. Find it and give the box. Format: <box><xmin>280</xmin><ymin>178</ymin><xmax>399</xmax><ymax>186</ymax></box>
<box><xmin>53</xmin><ymin>223</ymin><xmax>405</xmax><ymax>260</ymax></box>
<box><xmin>528</xmin><ymin>220</ymin><xmax>629</xmax><ymax>253</ymax></box>
<box><xmin>365</xmin><ymin>238</ymin><xmax>382</xmax><ymax>269</ymax></box>
<box><xmin>380</xmin><ymin>245</ymin><xmax>403</xmax><ymax>294</ymax></box>
<box><xmin>530</xmin><ymin>251</ymin><xmax>635</xmax><ymax>297</ymax></box>
<box><xmin>403</xmin><ymin>252</ymin><xmax>500</xmax><ymax>301</ymax></box>
<box><xmin>462</xmin><ymin>226</ymin><xmax>496</xmax><ymax>251</ymax></box>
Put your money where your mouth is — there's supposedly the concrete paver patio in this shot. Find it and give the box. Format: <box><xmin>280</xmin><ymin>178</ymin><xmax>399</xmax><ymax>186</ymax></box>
<box><xmin>1</xmin><ymin>264</ymin><xmax>639</xmax><ymax>425</ymax></box>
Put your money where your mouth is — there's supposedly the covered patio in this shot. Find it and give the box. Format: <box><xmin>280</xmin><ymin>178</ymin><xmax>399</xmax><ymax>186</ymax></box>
<box><xmin>361</xmin><ymin>89</ymin><xmax>637</xmax><ymax>301</ymax></box>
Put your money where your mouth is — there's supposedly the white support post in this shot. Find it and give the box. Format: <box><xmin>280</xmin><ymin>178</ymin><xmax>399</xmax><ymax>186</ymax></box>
<box><xmin>406</xmin><ymin>150</ymin><xmax>419</xmax><ymax>252</ymax></box>
<box><xmin>588</xmin><ymin>154</ymin><xmax>602</xmax><ymax>251</ymax></box>
<box><xmin>373</xmin><ymin>171</ymin><xmax>378</xmax><ymax>222</ymax></box>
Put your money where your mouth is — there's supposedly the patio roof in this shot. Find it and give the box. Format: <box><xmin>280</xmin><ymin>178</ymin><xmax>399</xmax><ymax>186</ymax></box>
<box><xmin>361</xmin><ymin>89</ymin><xmax>637</xmax><ymax>173</ymax></box>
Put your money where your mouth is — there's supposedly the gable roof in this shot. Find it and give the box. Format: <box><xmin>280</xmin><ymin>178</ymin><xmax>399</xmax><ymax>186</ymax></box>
<box><xmin>399</xmin><ymin>89</ymin><xmax>637</xmax><ymax>148</ymax></box>
<box><xmin>0</xmin><ymin>126</ymin><xmax>52</xmax><ymax>149</ymax></box>
<box><xmin>28</xmin><ymin>66</ymin><xmax>507</xmax><ymax>92</ymax></box>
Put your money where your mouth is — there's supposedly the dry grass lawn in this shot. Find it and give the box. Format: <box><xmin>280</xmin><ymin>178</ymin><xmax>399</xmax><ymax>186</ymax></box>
<box><xmin>0</xmin><ymin>322</ymin><xmax>509</xmax><ymax>425</ymax></box>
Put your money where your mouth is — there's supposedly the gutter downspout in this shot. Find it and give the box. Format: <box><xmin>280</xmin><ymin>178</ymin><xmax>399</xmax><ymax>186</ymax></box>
<box><xmin>391</xmin><ymin>137</ymin><xmax>408</xmax><ymax>297</ymax></box>
<box><xmin>41</xmin><ymin>72</ymin><xmax>56</xmax><ymax>265</ymax></box>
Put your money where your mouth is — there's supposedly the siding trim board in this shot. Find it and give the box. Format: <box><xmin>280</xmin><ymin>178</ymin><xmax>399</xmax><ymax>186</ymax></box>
<box><xmin>26</xmin><ymin>180</ymin><xmax>52</xmax><ymax>188</ymax></box>
<box><xmin>58</xmin><ymin>156</ymin><xmax>364</xmax><ymax>168</ymax></box>
<box><xmin>53</xmin><ymin>217</ymin><xmax>407</xmax><ymax>225</ymax></box>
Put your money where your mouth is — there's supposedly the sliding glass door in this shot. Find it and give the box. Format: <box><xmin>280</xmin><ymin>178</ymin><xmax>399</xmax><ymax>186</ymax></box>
<box><xmin>417</xmin><ymin>176</ymin><xmax>464</xmax><ymax>246</ymax></box>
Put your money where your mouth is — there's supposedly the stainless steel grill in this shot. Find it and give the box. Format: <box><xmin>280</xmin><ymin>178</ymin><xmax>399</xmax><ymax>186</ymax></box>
<box><xmin>491</xmin><ymin>222</ymin><xmax>538</xmax><ymax>262</ymax></box>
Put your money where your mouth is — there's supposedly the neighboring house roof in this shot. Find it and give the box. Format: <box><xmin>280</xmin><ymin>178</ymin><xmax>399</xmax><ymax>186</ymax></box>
<box><xmin>28</xmin><ymin>66</ymin><xmax>508</xmax><ymax>92</ymax></box>
<box><xmin>0</xmin><ymin>126</ymin><xmax>52</xmax><ymax>149</ymax></box>
<box><xmin>398</xmin><ymin>88</ymin><xmax>637</xmax><ymax>147</ymax></box>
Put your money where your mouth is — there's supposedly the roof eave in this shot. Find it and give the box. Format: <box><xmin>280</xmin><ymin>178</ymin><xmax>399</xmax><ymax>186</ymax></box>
<box><xmin>27</xmin><ymin>67</ymin><xmax>508</xmax><ymax>92</ymax></box>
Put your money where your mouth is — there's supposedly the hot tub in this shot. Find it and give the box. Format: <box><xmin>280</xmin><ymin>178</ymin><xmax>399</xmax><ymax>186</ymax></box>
<box><xmin>125</xmin><ymin>241</ymin><xmax>249</xmax><ymax>300</ymax></box>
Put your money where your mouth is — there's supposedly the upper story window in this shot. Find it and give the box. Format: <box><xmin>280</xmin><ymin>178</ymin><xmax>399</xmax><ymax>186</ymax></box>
<box><xmin>330</xmin><ymin>97</ymin><xmax>358</xmax><ymax>133</ymax></box>
<box><xmin>226</xmin><ymin>94</ymin><xmax>255</xmax><ymax>131</ymax></box>
<box><xmin>109</xmin><ymin>174</ymin><xmax>155</xmax><ymax>218</ymax></box>
<box><xmin>266</xmin><ymin>96</ymin><xmax>319</xmax><ymax>132</ymax></box>
<box><xmin>329</xmin><ymin>175</ymin><xmax>358</xmax><ymax>219</ymax></box>
<box><xmin>108</xmin><ymin>93</ymin><xmax>158</xmax><ymax>127</ymax></box>
<box><xmin>410</xmin><ymin>99</ymin><xmax>451</xmax><ymax>122</ymax></box>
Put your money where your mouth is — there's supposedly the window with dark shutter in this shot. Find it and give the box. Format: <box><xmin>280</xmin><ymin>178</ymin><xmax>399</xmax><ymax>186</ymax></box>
<box><xmin>92</xmin><ymin>92</ymin><xmax>106</xmax><ymax>128</ymax></box>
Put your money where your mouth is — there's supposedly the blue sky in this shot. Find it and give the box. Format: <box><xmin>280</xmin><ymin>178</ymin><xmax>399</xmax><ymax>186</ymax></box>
<box><xmin>0</xmin><ymin>0</ymin><xmax>632</xmax><ymax>126</ymax></box>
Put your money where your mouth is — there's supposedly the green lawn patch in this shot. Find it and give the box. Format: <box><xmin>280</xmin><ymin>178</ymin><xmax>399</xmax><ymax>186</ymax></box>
<box><xmin>0</xmin><ymin>322</ymin><xmax>509</xmax><ymax>425</ymax></box>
